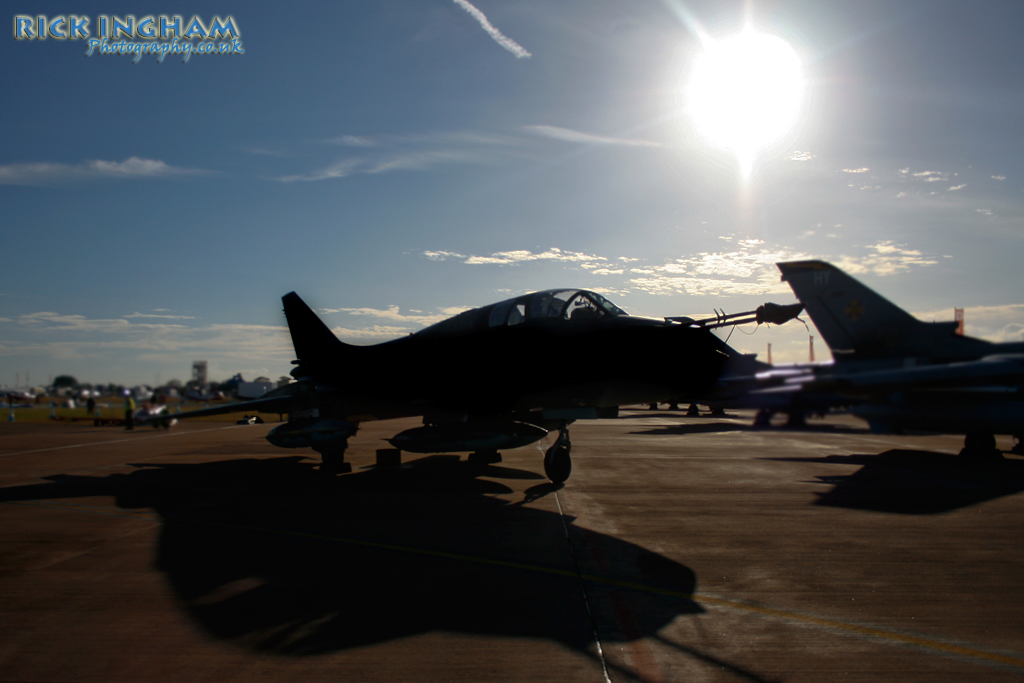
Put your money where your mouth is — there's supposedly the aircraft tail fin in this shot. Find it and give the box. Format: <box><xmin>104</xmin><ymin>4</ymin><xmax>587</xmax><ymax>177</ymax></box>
<box><xmin>776</xmin><ymin>260</ymin><xmax>979</xmax><ymax>360</ymax></box>
<box><xmin>282</xmin><ymin>292</ymin><xmax>351</xmax><ymax>367</ymax></box>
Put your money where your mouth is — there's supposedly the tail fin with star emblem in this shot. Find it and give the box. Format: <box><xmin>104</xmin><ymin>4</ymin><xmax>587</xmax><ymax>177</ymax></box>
<box><xmin>776</xmin><ymin>260</ymin><xmax>993</xmax><ymax>362</ymax></box>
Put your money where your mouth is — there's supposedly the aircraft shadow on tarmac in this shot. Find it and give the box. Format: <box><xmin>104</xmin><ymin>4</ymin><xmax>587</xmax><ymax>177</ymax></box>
<box><xmin>629</xmin><ymin>420</ymin><xmax>870</xmax><ymax>438</ymax></box>
<box><xmin>0</xmin><ymin>456</ymin><xmax>702</xmax><ymax>657</ymax></box>
<box><xmin>628</xmin><ymin>422</ymin><xmax>752</xmax><ymax>437</ymax></box>
<box><xmin>767</xmin><ymin>450</ymin><xmax>1024</xmax><ymax>514</ymax></box>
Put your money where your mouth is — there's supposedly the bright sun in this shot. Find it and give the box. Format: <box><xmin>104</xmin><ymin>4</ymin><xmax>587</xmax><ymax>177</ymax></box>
<box><xmin>686</xmin><ymin>29</ymin><xmax>803</xmax><ymax>168</ymax></box>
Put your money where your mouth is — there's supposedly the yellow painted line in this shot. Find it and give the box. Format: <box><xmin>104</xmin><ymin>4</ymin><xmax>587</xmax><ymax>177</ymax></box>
<box><xmin>0</xmin><ymin>425</ymin><xmax>247</xmax><ymax>458</ymax></box>
<box><xmin>5</xmin><ymin>499</ymin><xmax>161</xmax><ymax>520</ymax></box>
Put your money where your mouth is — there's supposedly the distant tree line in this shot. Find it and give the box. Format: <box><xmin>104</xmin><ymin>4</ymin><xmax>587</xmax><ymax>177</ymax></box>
<box><xmin>42</xmin><ymin>373</ymin><xmax>292</xmax><ymax>397</ymax></box>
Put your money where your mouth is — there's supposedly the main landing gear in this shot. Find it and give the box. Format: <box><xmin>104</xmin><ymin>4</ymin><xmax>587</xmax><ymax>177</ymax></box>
<box><xmin>959</xmin><ymin>431</ymin><xmax>1003</xmax><ymax>462</ymax></box>
<box><xmin>543</xmin><ymin>423</ymin><xmax>572</xmax><ymax>484</ymax></box>
<box><xmin>313</xmin><ymin>428</ymin><xmax>577</xmax><ymax>483</ymax></box>
<box><xmin>317</xmin><ymin>442</ymin><xmax>352</xmax><ymax>475</ymax></box>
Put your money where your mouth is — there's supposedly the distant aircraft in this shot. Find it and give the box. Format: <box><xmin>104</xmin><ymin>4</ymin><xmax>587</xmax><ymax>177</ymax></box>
<box><xmin>130</xmin><ymin>385</ymin><xmax>154</xmax><ymax>402</ymax></box>
<box><xmin>154</xmin><ymin>288</ymin><xmax>802</xmax><ymax>482</ymax></box>
<box><xmin>133</xmin><ymin>403</ymin><xmax>177</xmax><ymax>428</ymax></box>
<box><xmin>2</xmin><ymin>389</ymin><xmax>36</xmax><ymax>403</ymax></box>
<box><xmin>776</xmin><ymin>260</ymin><xmax>1023</xmax><ymax>457</ymax></box>
<box><xmin>661</xmin><ymin>309</ymin><xmax>819</xmax><ymax>420</ymax></box>
<box><xmin>181</xmin><ymin>388</ymin><xmax>226</xmax><ymax>402</ymax></box>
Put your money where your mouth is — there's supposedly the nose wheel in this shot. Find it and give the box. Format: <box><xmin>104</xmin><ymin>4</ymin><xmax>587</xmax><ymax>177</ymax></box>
<box><xmin>543</xmin><ymin>424</ymin><xmax>572</xmax><ymax>484</ymax></box>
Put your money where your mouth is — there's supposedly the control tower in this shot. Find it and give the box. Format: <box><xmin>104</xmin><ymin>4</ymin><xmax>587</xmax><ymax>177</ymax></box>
<box><xmin>192</xmin><ymin>361</ymin><xmax>208</xmax><ymax>388</ymax></box>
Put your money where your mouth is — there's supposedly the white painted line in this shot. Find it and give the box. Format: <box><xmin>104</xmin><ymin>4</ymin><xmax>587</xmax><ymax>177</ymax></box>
<box><xmin>554</xmin><ymin>489</ymin><xmax>613</xmax><ymax>683</ymax></box>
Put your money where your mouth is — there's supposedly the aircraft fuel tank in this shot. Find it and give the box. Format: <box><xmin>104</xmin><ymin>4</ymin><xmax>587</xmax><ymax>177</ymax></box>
<box><xmin>266</xmin><ymin>418</ymin><xmax>358</xmax><ymax>450</ymax></box>
<box><xmin>389</xmin><ymin>421</ymin><xmax>548</xmax><ymax>453</ymax></box>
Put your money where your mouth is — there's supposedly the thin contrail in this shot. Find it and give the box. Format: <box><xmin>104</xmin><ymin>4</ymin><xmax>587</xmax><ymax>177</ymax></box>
<box><xmin>452</xmin><ymin>0</ymin><xmax>531</xmax><ymax>59</ymax></box>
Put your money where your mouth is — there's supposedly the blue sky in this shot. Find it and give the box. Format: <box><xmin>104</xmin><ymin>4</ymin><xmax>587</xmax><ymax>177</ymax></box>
<box><xmin>2</xmin><ymin>0</ymin><xmax>1022</xmax><ymax>387</ymax></box>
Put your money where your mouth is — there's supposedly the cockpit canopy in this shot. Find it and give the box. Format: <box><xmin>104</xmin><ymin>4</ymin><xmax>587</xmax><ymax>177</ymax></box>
<box><xmin>416</xmin><ymin>289</ymin><xmax>629</xmax><ymax>338</ymax></box>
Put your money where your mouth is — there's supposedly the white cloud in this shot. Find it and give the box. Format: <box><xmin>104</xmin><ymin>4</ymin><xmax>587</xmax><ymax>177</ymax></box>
<box><xmin>832</xmin><ymin>241</ymin><xmax>938</xmax><ymax>276</ymax></box>
<box><xmin>90</xmin><ymin>158</ymin><xmax>180</xmax><ymax>176</ymax></box>
<box><xmin>442</xmin><ymin>247</ymin><xmax>607</xmax><ymax>266</ymax></box>
<box><xmin>328</xmin><ymin>135</ymin><xmax>376</xmax><ymax>147</ymax></box>
<box><xmin>991</xmin><ymin>175</ymin><xmax>1006</xmax><ymax>181</ymax></box>
<box><xmin>320</xmin><ymin>305</ymin><xmax>468</xmax><ymax>327</ymax></box>
<box><xmin>452</xmin><ymin>0</ymin><xmax>531</xmax><ymax>59</ymax></box>
<box><xmin>328</xmin><ymin>131</ymin><xmax>517</xmax><ymax>148</ymax></box>
<box><xmin>627</xmin><ymin>243</ymin><xmax>811</xmax><ymax>297</ymax></box>
<box><xmin>125</xmin><ymin>312</ymin><xmax>197</xmax><ymax>320</ymax></box>
<box><xmin>279</xmin><ymin>150</ymin><xmax>484</xmax><ymax>182</ymax></box>
<box><xmin>0</xmin><ymin>157</ymin><xmax>206</xmax><ymax>186</ymax></box>
<box><xmin>400</xmin><ymin>131</ymin><xmax>520</xmax><ymax>146</ymax></box>
<box><xmin>329</xmin><ymin>325</ymin><xmax>419</xmax><ymax>341</ymax></box>
<box><xmin>908</xmin><ymin>170</ymin><xmax>948</xmax><ymax>183</ymax></box>
<box><xmin>524</xmin><ymin>125</ymin><xmax>661</xmax><ymax>148</ymax></box>
<box><xmin>423</xmin><ymin>250</ymin><xmax>467</xmax><ymax>261</ymax></box>
<box><xmin>420</xmin><ymin>240</ymin><xmax>943</xmax><ymax>303</ymax></box>
<box><xmin>948</xmin><ymin>184</ymin><xmax>967</xmax><ymax>191</ymax></box>
<box><xmin>629</xmin><ymin>276</ymin><xmax>785</xmax><ymax>296</ymax></box>
<box><xmin>18</xmin><ymin>311</ymin><xmax>160</xmax><ymax>333</ymax></box>
<box><xmin>284</xmin><ymin>128</ymin><xmax>535</xmax><ymax>183</ymax></box>
<box><xmin>277</xmin><ymin>159</ymin><xmax>358</xmax><ymax>183</ymax></box>
<box><xmin>841</xmin><ymin>167</ymin><xmax>870</xmax><ymax>173</ymax></box>
<box><xmin>466</xmin><ymin>251</ymin><xmax>602</xmax><ymax>265</ymax></box>
<box><xmin>976</xmin><ymin>208</ymin><xmax>993</xmax><ymax>216</ymax></box>
<box><xmin>787</xmin><ymin>151</ymin><xmax>814</xmax><ymax>161</ymax></box>
<box><xmin>625</xmin><ymin>241</ymin><xmax>939</xmax><ymax>298</ymax></box>
<box><xmin>366</xmin><ymin>150</ymin><xmax>482</xmax><ymax>174</ymax></box>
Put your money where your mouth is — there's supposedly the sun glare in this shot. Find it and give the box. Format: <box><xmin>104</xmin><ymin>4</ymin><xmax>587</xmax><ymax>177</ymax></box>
<box><xmin>686</xmin><ymin>29</ymin><xmax>803</xmax><ymax>172</ymax></box>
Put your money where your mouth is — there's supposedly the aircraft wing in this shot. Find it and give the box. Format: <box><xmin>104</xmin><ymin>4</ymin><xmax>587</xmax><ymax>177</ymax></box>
<box><xmin>797</xmin><ymin>355</ymin><xmax>1023</xmax><ymax>394</ymax></box>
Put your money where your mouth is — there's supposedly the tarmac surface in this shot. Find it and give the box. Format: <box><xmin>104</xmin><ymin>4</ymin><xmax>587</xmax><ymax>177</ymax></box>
<box><xmin>1</xmin><ymin>409</ymin><xmax>1022</xmax><ymax>682</ymax></box>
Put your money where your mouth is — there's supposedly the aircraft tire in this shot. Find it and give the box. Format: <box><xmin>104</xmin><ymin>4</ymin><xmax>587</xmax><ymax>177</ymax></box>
<box><xmin>959</xmin><ymin>431</ymin><xmax>1002</xmax><ymax>462</ymax></box>
<box><xmin>320</xmin><ymin>449</ymin><xmax>352</xmax><ymax>475</ymax></box>
<box><xmin>320</xmin><ymin>460</ymin><xmax>353</xmax><ymax>475</ymax></box>
<box><xmin>544</xmin><ymin>444</ymin><xmax>572</xmax><ymax>484</ymax></box>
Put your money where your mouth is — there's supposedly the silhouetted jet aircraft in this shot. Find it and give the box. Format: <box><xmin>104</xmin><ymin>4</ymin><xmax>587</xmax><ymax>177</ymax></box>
<box><xmin>155</xmin><ymin>289</ymin><xmax>802</xmax><ymax>482</ymax></box>
<box><xmin>776</xmin><ymin>260</ymin><xmax>1023</xmax><ymax>457</ymax></box>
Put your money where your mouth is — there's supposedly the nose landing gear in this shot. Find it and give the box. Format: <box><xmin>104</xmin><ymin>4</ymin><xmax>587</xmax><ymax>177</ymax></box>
<box><xmin>543</xmin><ymin>423</ymin><xmax>572</xmax><ymax>484</ymax></box>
